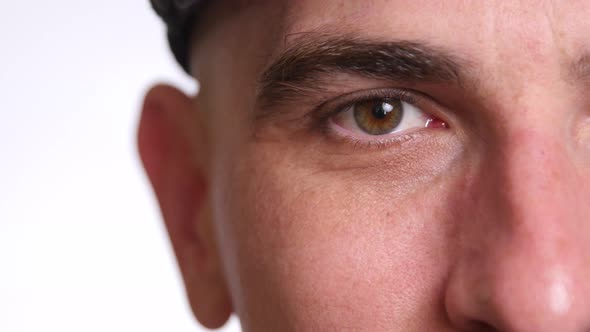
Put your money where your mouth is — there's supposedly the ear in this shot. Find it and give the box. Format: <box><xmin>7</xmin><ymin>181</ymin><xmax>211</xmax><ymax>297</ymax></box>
<box><xmin>137</xmin><ymin>84</ymin><xmax>232</xmax><ymax>329</ymax></box>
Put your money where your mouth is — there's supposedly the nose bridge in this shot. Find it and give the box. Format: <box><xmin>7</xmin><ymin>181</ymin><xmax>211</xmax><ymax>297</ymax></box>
<box><xmin>495</xmin><ymin>127</ymin><xmax>575</xmax><ymax>225</ymax></box>
<box><xmin>445</xmin><ymin>107</ymin><xmax>590</xmax><ymax>331</ymax></box>
<box><xmin>490</xmin><ymin>125</ymin><xmax>589</xmax><ymax>326</ymax></box>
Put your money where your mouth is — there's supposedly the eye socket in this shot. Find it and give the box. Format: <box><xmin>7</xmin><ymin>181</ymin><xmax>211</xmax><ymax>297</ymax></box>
<box><xmin>330</xmin><ymin>96</ymin><xmax>447</xmax><ymax>139</ymax></box>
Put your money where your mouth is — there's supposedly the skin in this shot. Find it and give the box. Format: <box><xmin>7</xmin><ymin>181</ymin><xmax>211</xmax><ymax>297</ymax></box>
<box><xmin>138</xmin><ymin>1</ymin><xmax>590</xmax><ymax>331</ymax></box>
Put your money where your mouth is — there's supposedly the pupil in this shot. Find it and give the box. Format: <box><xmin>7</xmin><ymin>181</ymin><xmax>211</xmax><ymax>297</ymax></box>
<box><xmin>372</xmin><ymin>102</ymin><xmax>393</xmax><ymax>119</ymax></box>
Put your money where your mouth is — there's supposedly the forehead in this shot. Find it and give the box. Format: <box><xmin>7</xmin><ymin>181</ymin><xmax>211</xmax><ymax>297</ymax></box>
<box><xmin>281</xmin><ymin>1</ymin><xmax>588</xmax><ymax>31</ymax></box>
<box><xmin>280</xmin><ymin>1</ymin><xmax>590</xmax><ymax>54</ymax></box>
<box><xmin>193</xmin><ymin>0</ymin><xmax>590</xmax><ymax>91</ymax></box>
<box><xmin>204</xmin><ymin>1</ymin><xmax>590</xmax><ymax>59</ymax></box>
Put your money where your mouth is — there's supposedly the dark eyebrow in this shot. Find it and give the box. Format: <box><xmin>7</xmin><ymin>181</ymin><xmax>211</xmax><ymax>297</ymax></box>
<box><xmin>256</xmin><ymin>34</ymin><xmax>470</xmax><ymax>109</ymax></box>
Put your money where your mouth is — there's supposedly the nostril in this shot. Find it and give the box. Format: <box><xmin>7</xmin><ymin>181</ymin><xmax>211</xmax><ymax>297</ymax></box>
<box><xmin>469</xmin><ymin>320</ymin><xmax>498</xmax><ymax>332</ymax></box>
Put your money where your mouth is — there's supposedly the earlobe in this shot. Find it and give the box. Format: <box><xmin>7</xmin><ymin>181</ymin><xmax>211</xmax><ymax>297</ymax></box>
<box><xmin>137</xmin><ymin>84</ymin><xmax>233</xmax><ymax>329</ymax></box>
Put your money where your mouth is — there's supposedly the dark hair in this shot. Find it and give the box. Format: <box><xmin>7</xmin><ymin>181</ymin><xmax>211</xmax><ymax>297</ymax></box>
<box><xmin>150</xmin><ymin>0</ymin><xmax>209</xmax><ymax>73</ymax></box>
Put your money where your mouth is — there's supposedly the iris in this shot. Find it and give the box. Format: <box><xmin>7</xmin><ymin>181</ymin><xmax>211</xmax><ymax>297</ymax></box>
<box><xmin>353</xmin><ymin>99</ymin><xmax>403</xmax><ymax>135</ymax></box>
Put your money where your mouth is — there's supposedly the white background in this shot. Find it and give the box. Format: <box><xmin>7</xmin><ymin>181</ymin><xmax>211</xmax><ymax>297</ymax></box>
<box><xmin>0</xmin><ymin>1</ymin><xmax>240</xmax><ymax>331</ymax></box>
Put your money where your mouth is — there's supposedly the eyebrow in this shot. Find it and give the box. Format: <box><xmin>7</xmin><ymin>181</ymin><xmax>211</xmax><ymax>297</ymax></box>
<box><xmin>256</xmin><ymin>34</ymin><xmax>470</xmax><ymax>109</ymax></box>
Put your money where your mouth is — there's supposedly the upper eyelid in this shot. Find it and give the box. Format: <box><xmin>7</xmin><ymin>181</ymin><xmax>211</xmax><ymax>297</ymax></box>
<box><xmin>309</xmin><ymin>87</ymin><xmax>438</xmax><ymax>121</ymax></box>
<box><xmin>256</xmin><ymin>36</ymin><xmax>470</xmax><ymax>111</ymax></box>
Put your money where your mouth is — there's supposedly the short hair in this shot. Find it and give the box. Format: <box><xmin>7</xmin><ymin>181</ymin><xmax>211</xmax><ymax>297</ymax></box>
<box><xmin>150</xmin><ymin>0</ymin><xmax>210</xmax><ymax>73</ymax></box>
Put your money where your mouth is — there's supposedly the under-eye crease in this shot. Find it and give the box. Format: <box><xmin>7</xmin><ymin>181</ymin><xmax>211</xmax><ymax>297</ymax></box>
<box><xmin>308</xmin><ymin>88</ymin><xmax>449</xmax><ymax>148</ymax></box>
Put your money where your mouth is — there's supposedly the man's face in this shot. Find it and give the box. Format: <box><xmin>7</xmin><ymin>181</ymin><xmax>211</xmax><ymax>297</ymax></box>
<box><xmin>145</xmin><ymin>1</ymin><xmax>590</xmax><ymax>331</ymax></box>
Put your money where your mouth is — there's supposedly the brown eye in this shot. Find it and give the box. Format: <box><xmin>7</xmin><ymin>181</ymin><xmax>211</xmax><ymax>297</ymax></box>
<box><xmin>330</xmin><ymin>95</ymin><xmax>442</xmax><ymax>139</ymax></box>
<box><xmin>353</xmin><ymin>99</ymin><xmax>403</xmax><ymax>135</ymax></box>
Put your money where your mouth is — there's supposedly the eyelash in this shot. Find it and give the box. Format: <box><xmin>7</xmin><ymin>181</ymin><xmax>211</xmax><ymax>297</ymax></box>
<box><xmin>308</xmin><ymin>88</ymin><xmax>443</xmax><ymax>148</ymax></box>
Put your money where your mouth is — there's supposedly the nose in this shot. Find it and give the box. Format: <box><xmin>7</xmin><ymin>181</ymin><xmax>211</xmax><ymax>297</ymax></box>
<box><xmin>445</xmin><ymin>129</ymin><xmax>590</xmax><ymax>332</ymax></box>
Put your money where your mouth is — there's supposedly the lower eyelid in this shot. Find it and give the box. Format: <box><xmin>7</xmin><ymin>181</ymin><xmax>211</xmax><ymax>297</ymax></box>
<box><xmin>337</xmin><ymin>129</ymin><xmax>421</xmax><ymax>151</ymax></box>
<box><xmin>327</xmin><ymin>116</ymin><xmax>426</xmax><ymax>143</ymax></box>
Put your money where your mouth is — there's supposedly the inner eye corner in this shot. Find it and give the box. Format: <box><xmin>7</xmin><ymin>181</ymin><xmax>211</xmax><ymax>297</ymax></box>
<box><xmin>425</xmin><ymin>117</ymin><xmax>450</xmax><ymax>129</ymax></box>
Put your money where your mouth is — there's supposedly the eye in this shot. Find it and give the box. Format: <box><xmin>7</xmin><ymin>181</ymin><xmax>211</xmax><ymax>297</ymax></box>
<box><xmin>330</xmin><ymin>97</ymin><xmax>447</xmax><ymax>138</ymax></box>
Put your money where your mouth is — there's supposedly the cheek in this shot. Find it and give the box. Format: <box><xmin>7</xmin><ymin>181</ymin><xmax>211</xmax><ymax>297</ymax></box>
<box><xmin>211</xmin><ymin>139</ymin><xmax>467</xmax><ymax>330</ymax></box>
